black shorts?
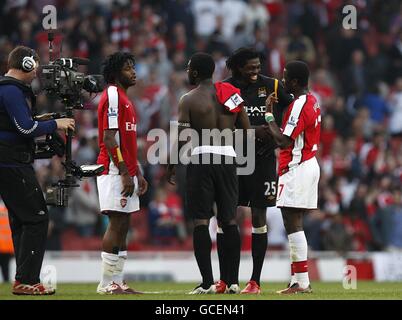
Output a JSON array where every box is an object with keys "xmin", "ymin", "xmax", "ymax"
[
  {"xmin": 238, "ymin": 152, "xmax": 277, "ymax": 209},
  {"xmin": 186, "ymin": 155, "xmax": 238, "ymax": 225},
  {"xmin": 0, "ymin": 166, "xmax": 48, "ymax": 224}
]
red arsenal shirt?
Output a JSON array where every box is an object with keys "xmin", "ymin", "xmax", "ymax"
[
  {"xmin": 97, "ymin": 85, "xmax": 138, "ymax": 176},
  {"xmin": 278, "ymin": 93, "xmax": 321, "ymax": 175}
]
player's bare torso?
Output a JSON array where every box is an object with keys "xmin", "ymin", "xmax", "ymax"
[{"xmin": 184, "ymin": 84, "xmax": 238, "ymax": 139}]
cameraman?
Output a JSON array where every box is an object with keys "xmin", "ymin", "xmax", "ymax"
[{"xmin": 0, "ymin": 46, "xmax": 74, "ymax": 295}]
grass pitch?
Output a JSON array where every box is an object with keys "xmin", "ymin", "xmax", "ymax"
[{"xmin": 0, "ymin": 281, "xmax": 401, "ymax": 300}]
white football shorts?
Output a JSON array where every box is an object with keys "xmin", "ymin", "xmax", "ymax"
[
  {"xmin": 276, "ymin": 157, "xmax": 320, "ymax": 209},
  {"xmin": 97, "ymin": 174, "xmax": 140, "ymax": 213}
]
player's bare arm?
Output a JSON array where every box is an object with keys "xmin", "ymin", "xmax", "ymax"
[
  {"xmin": 235, "ymin": 107, "xmax": 251, "ymax": 130},
  {"xmin": 177, "ymin": 93, "xmax": 191, "ymax": 139},
  {"xmin": 167, "ymin": 93, "xmax": 191, "ymax": 184},
  {"xmin": 264, "ymin": 93, "xmax": 293, "ymax": 149},
  {"xmin": 103, "ymin": 129, "xmax": 134, "ymax": 197},
  {"xmin": 234, "ymin": 105, "xmax": 253, "ymax": 144}
]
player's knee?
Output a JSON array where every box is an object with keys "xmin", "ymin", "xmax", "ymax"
[
  {"xmin": 109, "ymin": 215, "xmax": 128, "ymax": 233},
  {"xmin": 282, "ymin": 214, "xmax": 303, "ymax": 234},
  {"xmin": 250, "ymin": 207, "xmax": 267, "ymax": 227},
  {"xmin": 220, "ymin": 219, "xmax": 237, "ymax": 231},
  {"xmin": 252, "ymin": 214, "xmax": 266, "ymax": 228},
  {"xmin": 281, "ymin": 212, "xmax": 292, "ymax": 233},
  {"xmin": 284, "ymin": 224, "xmax": 303, "ymax": 235}
]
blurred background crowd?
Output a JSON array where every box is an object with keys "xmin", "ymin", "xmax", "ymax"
[{"xmin": 0, "ymin": 0, "xmax": 402, "ymax": 255}]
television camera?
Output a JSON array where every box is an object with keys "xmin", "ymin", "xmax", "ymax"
[{"xmin": 38, "ymin": 32, "xmax": 105, "ymax": 206}]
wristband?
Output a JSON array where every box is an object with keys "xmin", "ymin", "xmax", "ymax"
[
  {"xmin": 109, "ymin": 146, "xmax": 124, "ymax": 166},
  {"xmin": 265, "ymin": 112, "xmax": 275, "ymax": 123}
]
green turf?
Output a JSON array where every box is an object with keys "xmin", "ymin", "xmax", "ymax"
[{"xmin": 0, "ymin": 281, "xmax": 401, "ymax": 300}]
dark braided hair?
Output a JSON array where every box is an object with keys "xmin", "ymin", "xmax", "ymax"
[
  {"xmin": 226, "ymin": 47, "xmax": 264, "ymax": 76},
  {"xmin": 102, "ymin": 52, "xmax": 135, "ymax": 84}
]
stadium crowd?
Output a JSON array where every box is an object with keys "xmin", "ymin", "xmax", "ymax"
[{"xmin": 0, "ymin": 0, "xmax": 402, "ymax": 254}]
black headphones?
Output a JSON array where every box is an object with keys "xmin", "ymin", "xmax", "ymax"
[{"xmin": 21, "ymin": 51, "xmax": 36, "ymax": 72}]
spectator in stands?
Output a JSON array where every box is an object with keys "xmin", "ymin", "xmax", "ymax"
[
  {"xmin": 0, "ymin": 200, "xmax": 13, "ymax": 282},
  {"xmin": 311, "ymin": 68, "xmax": 336, "ymax": 111},
  {"xmin": 348, "ymin": 184, "xmax": 370, "ymax": 222},
  {"xmin": 388, "ymin": 77, "xmax": 402, "ymax": 136},
  {"xmin": 66, "ymin": 179, "xmax": 100, "ymax": 237},
  {"xmin": 286, "ymin": 24, "xmax": 316, "ymax": 64},
  {"xmin": 320, "ymin": 114, "xmax": 338, "ymax": 158},
  {"xmin": 244, "ymin": 0, "xmax": 270, "ymax": 37},
  {"xmin": 387, "ymin": 30, "xmax": 402, "ymax": 84},
  {"xmin": 344, "ymin": 184, "xmax": 373, "ymax": 251},
  {"xmin": 361, "ymin": 83, "xmax": 390, "ymax": 124},
  {"xmin": 327, "ymin": 97, "xmax": 352, "ymax": 138},
  {"xmin": 192, "ymin": 0, "xmax": 221, "ymax": 39},
  {"xmin": 370, "ymin": 197, "xmax": 394, "ymax": 251},
  {"xmin": 164, "ymin": 0, "xmax": 195, "ymax": 43},
  {"xmin": 148, "ymin": 183, "xmax": 186, "ymax": 245},
  {"xmin": 387, "ymin": 189, "xmax": 402, "ymax": 249},
  {"xmin": 321, "ymin": 213, "xmax": 353, "ymax": 254},
  {"xmin": 303, "ymin": 210, "xmax": 325, "ymax": 251},
  {"xmin": 342, "ymin": 50, "xmax": 367, "ymax": 102}
]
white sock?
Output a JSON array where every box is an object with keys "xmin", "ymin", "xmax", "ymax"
[
  {"xmin": 113, "ymin": 251, "xmax": 127, "ymax": 285},
  {"xmin": 100, "ymin": 252, "xmax": 119, "ymax": 288},
  {"xmin": 288, "ymin": 231, "xmax": 309, "ymax": 289}
]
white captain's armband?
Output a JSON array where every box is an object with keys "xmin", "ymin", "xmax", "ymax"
[
  {"xmin": 224, "ymin": 93, "xmax": 244, "ymax": 113},
  {"xmin": 178, "ymin": 122, "xmax": 191, "ymax": 128},
  {"xmin": 107, "ymin": 86, "xmax": 119, "ymax": 129}
]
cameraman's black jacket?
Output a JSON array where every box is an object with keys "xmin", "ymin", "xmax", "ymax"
[
  {"xmin": 224, "ymin": 75, "xmax": 293, "ymax": 157},
  {"xmin": 0, "ymin": 76, "xmax": 56, "ymax": 166}
]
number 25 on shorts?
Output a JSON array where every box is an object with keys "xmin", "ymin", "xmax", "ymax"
[{"xmin": 264, "ymin": 181, "xmax": 277, "ymax": 196}]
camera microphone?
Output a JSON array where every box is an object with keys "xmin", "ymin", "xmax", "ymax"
[{"xmin": 55, "ymin": 57, "xmax": 90, "ymax": 68}]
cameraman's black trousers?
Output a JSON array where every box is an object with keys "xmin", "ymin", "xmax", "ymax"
[{"xmin": 0, "ymin": 166, "xmax": 49, "ymax": 285}]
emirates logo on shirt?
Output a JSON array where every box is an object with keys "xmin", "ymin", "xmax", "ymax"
[
  {"xmin": 120, "ymin": 198, "xmax": 127, "ymax": 208},
  {"xmin": 125, "ymin": 122, "xmax": 136, "ymax": 131}
]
